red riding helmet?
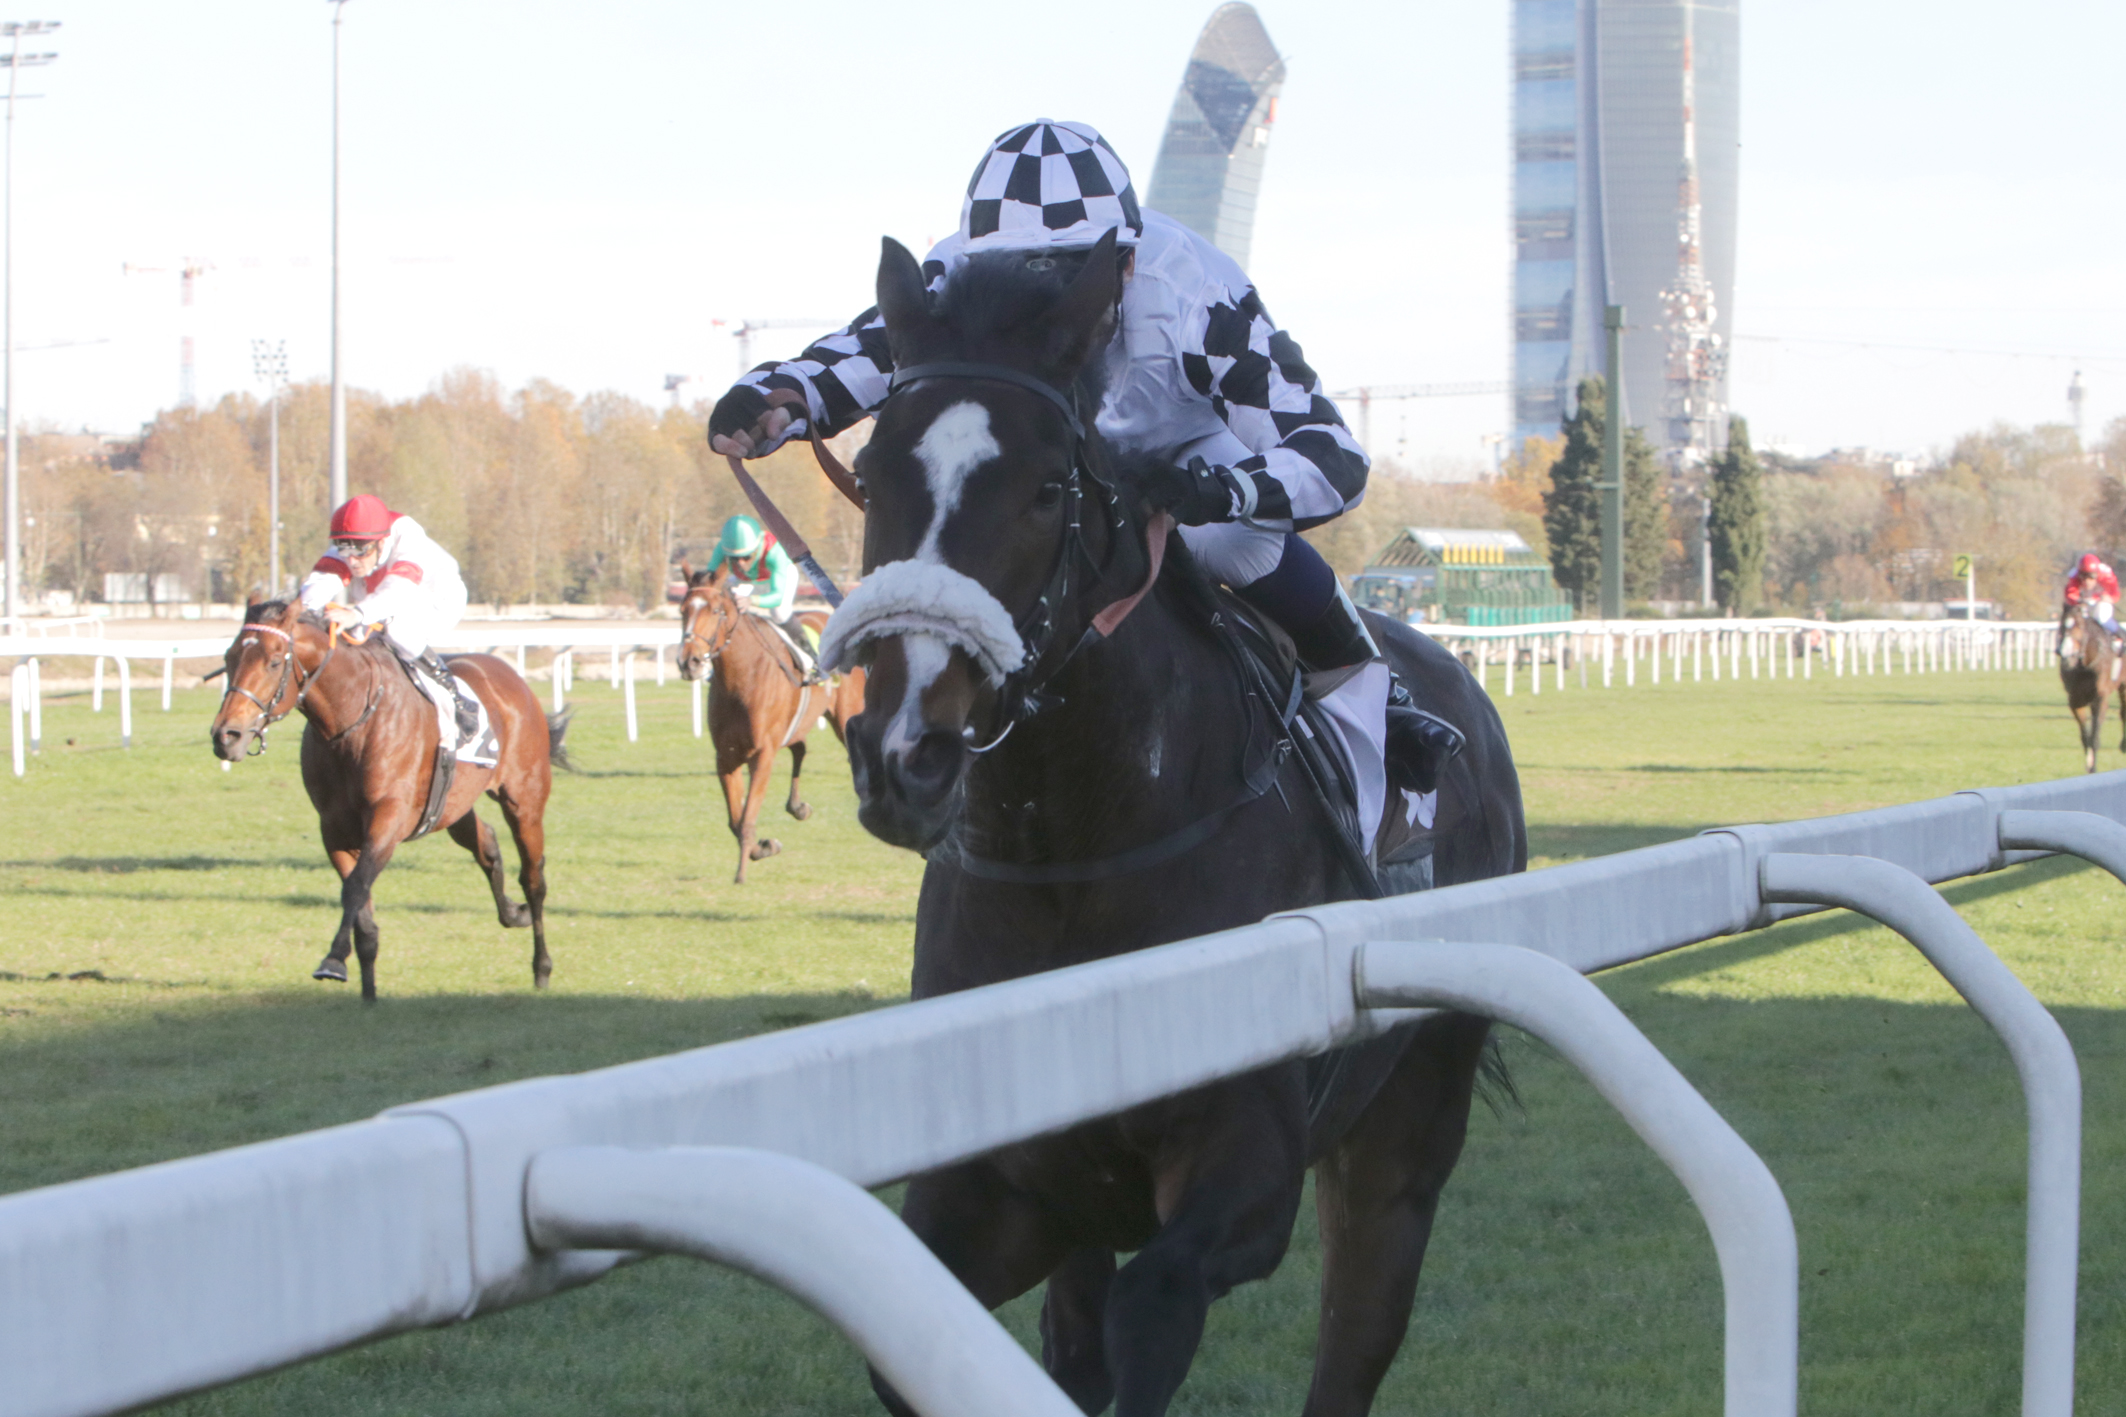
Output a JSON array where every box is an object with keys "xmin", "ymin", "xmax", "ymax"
[{"xmin": 328, "ymin": 494, "xmax": 396, "ymax": 541}]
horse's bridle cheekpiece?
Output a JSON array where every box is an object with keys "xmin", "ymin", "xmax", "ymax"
[{"xmin": 885, "ymin": 360, "xmax": 1129, "ymax": 745}]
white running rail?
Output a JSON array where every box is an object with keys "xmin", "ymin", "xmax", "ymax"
[{"xmin": 1, "ymin": 769, "xmax": 2118, "ymax": 1416}]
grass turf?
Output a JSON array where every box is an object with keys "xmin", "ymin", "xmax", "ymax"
[{"xmin": 0, "ymin": 660, "xmax": 2118, "ymax": 1414}]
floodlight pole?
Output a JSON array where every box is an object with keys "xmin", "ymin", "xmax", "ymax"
[
  {"xmin": 252, "ymin": 340, "xmax": 287, "ymax": 594},
  {"xmin": 0, "ymin": 20, "xmax": 55, "ymax": 624},
  {"xmin": 326, "ymin": 0, "xmax": 348, "ymax": 509},
  {"xmin": 1599, "ymin": 305, "xmax": 1624, "ymax": 620}
]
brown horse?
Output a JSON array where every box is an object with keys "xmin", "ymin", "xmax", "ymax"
[
  {"xmin": 208, "ymin": 598, "xmax": 568, "ymax": 1000},
  {"xmin": 2058, "ymin": 600, "xmax": 2126, "ymax": 772},
  {"xmin": 676, "ymin": 567, "xmax": 864, "ymax": 882}
]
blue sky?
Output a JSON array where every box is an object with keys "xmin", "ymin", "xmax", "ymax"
[{"xmin": 7, "ymin": 0, "xmax": 2121, "ymax": 467}]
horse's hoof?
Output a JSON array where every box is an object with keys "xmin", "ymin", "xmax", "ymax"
[
  {"xmin": 750, "ymin": 839, "xmax": 782, "ymax": 861},
  {"xmin": 501, "ymin": 904, "xmax": 532, "ymax": 929},
  {"xmin": 788, "ymin": 802, "xmax": 812, "ymax": 821},
  {"xmin": 533, "ymin": 971, "xmax": 551, "ymax": 990},
  {"xmin": 312, "ymin": 958, "xmax": 348, "ymax": 983}
]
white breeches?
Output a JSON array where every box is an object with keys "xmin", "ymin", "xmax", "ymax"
[
  {"xmin": 376, "ymin": 584, "xmax": 468, "ymax": 659},
  {"xmin": 1177, "ymin": 520, "xmax": 1287, "ymax": 588}
]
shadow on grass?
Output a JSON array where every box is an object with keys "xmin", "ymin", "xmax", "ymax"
[
  {"xmin": 1528, "ymin": 821, "xmax": 1711, "ymax": 860},
  {"xmin": 1625, "ymin": 763, "xmax": 1858, "ymax": 776},
  {"xmin": 0, "ymin": 986, "xmax": 896, "ymax": 1197},
  {"xmin": 0, "ymin": 855, "xmax": 322, "ymax": 874}
]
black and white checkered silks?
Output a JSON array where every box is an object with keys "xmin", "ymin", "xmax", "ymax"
[
  {"xmin": 725, "ymin": 122, "xmax": 1365, "ymax": 538},
  {"xmin": 960, "ymin": 120, "xmax": 1143, "ymax": 250}
]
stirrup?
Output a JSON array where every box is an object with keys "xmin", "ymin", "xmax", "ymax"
[{"xmin": 1384, "ymin": 674, "xmax": 1465, "ymax": 795}]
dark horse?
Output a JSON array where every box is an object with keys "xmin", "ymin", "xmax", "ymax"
[
  {"xmin": 209, "ymin": 598, "xmax": 569, "ymax": 999},
  {"xmin": 2058, "ymin": 600, "xmax": 2125, "ymax": 773},
  {"xmin": 676, "ymin": 566, "xmax": 865, "ymax": 882},
  {"xmin": 824, "ymin": 230, "xmax": 1524, "ymax": 1416}
]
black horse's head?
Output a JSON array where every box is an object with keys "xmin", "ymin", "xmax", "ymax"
[{"xmin": 826, "ymin": 229, "xmax": 1156, "ymax": 850}]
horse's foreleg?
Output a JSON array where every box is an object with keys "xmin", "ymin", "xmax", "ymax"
[
  {"xmin": 338, "ymin": 836, "xmax": 398, "ymax": 1002},
  {"xmin": 869, "ymin": 1162, "xmax": 1077, "ymax": 1417},
  {"xmin": 737, "ymin": 748, "xmax": 780, "ymax": 879},
  {"xmin": 1104, "ymin": 1090, "xmax": 1306, "ymax": 1417},
  {"xmin": 449, "ymin": 811, "xmax": 529, "ymax": 929},
  {"xmin": 314, "ymin": 846, "xmax": 360, "ymax": 985},
  {"xmin": 785, "ymin": 735, "xmax": 811, "ymax": 821},
  {"xmin": 496, "ymin": 796, "xmax": 551, "ymax": 989},
  {"xmin": 1041, "ymin": 1246, "xmax": 1118, "ymax": 1414},
  {"xmin": 1301, "ymin": 1014, "xmax": 1489, "ymax": 1417},
  {"xmin": 717, "ymin": 759, "xmax": 753, "ymax": 885}
]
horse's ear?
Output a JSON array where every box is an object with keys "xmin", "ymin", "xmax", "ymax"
[
  {"xmin": 876, "ymin": 236, "xmax": 937, "ymax": 360},
  {"xmin": 1033, "ymin": 227, "xmax": 1122, "ymax": 382},
  {"xmin": 679, "ymin": 559, "xmax": 693, "ymax": 583}
]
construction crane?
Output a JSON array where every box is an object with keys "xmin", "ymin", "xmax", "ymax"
[
  {"xmin": 121, "ymin": 258, "xmax": 213, "ymax": 408},
  {"xmin": 710, "ymin": 317, "xmax": 842, "ymax": 376},
  {"xmin": 1329, "ymin": 381, "xmax": 1512, "ymax": 452}
]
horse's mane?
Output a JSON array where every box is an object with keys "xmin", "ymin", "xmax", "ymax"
[{"xmin": 244, "ymin": 598, "xmax": 340, "ymax": 637}]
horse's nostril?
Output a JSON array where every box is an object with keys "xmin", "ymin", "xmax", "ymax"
[{"xmin": 897, "ymin": 729, "xmax": 966, "ymax": 801}]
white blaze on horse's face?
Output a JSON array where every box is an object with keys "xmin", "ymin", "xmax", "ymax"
[
  {"xmin": 913, "ymin": 401, "xmax": 1000, "ymax": 563},
  {"xmin": 882, "ymin": 632, "xmax": 953, "ymax": 761}
]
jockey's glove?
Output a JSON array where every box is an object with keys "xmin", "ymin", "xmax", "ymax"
[
  {"xmin": 1143, "ymin": 457, "xmax": 1246, "ymax": 526},
  {"xmin": 708, "ymin": 385, "xmax": 804, "ymax": 453}
]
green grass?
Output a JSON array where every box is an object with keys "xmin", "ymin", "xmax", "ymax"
[{"xmin": 2, "ymin": 663, "xmax": 2120, "ymax": 1414}]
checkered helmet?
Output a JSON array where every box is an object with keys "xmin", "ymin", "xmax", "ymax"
[{"xmin": 960, "ymin": 120, "xmax": 1143, "ymax": 252}]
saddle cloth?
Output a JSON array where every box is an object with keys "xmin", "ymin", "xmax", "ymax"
[{"xmin": 409, "ymin": 662, "xmax": 499, "ymax": 767}]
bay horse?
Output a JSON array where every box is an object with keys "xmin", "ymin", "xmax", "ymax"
[
  {"xmin": 2058, "ymin": 600, "xmax": 2125, "ymax": 772},
  {"xmin": 825, "ymin": 229, "xmax": 1524, "ymax": 1417},
  {"xmin": 676, "ymin": 567, "xmax": 864, "ymax": 883},
  {"xmin": 209, "ymin": 598, "xmax": 568, "ymax": 1000}
]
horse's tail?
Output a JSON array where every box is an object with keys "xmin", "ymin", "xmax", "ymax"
[{"xmin": 546, "ymin": 705, "xmax": 579, "ymax": 773}]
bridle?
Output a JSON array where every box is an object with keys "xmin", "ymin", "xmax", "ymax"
[
  {"xmin": 681, "ymin": 587, "xmax": 743, "ymax": 667},
  {"xmin": 883, "ymin": 360, "xmax": 1133, "ymax": 746},
  {"xmin": 217, "ymin": 617, "xmax": 367, "ymax": 754}
]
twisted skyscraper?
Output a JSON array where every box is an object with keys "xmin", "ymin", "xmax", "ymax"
[{"xmin": 1512, "ymin": 0, "xmax": 1738, "ymax": 464}]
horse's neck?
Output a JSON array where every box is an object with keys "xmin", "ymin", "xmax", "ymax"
[
  {"xmin": 299, "ymin": 647, "xmax": 395, "ymax": 741},
  {"xmin": 961, "ymin": 577, "xmax": 1240, "ymax": 860}
]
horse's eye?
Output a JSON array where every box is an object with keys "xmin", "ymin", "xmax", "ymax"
[{"xmin": 1034, "ymin": 480, "xmax": 1065, "ymax": 510}]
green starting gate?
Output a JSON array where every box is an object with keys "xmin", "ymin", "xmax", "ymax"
[{"xmin": 1349, "ymin": 527, "xmax": 1573, "ymax": 626}]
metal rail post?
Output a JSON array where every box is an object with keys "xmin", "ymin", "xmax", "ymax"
[
  {"xmin": 1359, "ymin": 941, "xmax": 1797, "ymax": 1417},
  {"xmin": 691, "ymin": 674, "xmax": 703, "ymax": 738},
  {"xmin": 623, "ymin": 652, "xmax": 638, "ymax": 744},
  {"xmin": 1997, "ymin": 809, "xmax": 2126, "ymax": 888},
  {"xmin": 526, "ymin": 1146, "xmax": 1082, "ymax": 1417},
  {"xmin": 1757, "ymin": 853, "xmax": 2079, "ymax": 1417},
  {"xmin": 161, "ymin": 651, "xmax": 173, "ymax": 711},
  {"xmin": 115, "ymin": 655, "xmax": 131, "ymax": 747},
  {"xmin": 9, "ymin": 661, "xmax": 22, "ymax": 775}
]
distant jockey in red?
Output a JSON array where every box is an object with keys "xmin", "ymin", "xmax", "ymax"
[
  {"xmin": 2063, "ymin": 552, "xmax": 2122, "ymax": 653},
  {"xmin": 299, "ymin": 494, "xmax": 478, "ymax": 739}
]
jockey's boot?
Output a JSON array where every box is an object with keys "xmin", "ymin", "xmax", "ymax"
[
  {"xmin": 1286, "ymin": 584, "xmax": 1465, "ymax": 796},
  {"xmin": 416, "ymin": 648, "xmax": 480, "ymax": 745},
  {"xmin": 788, "ymin": 620, "xmax": 827, "ymax": 685}
]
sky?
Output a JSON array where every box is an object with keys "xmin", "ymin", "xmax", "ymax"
[{"xmin": 5, "ymin": 0, "xmax": 2122, "ymax": 472}]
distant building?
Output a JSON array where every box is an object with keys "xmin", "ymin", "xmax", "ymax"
[
  {"xmin": 1511, "ymin": 0, "xmax": 1739, "ymax": 465},
  {"xmin": 1146, "ymin": 3, "xmax": 1285, "ymax": 270}
]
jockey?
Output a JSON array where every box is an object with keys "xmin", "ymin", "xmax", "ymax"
[
  {"xmin": 298, "ymin": 494, "xmax": 478, "ymax": 741},
  {"xmin": 708, "ymin": 119, "xmax": 1458, "ymax": 852},
  {"xmin": 704, "ymin": 513, "xmax": 822, "ymax": 681},
  {"xmin": 2063, "ymin": 552, "xmax": 2122, "ymax": 652}
]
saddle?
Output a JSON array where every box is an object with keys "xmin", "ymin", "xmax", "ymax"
[
  {"xmin": 1213, "ymin": 592, "xmax": 1443, "ymax": 896},
  {"xmin": 396, "ymin": 652, "xmax": 499, "ymax": 840}
]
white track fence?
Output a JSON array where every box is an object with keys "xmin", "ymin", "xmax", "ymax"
[
  {"xmin": 1431, "ymin": 617, "xmax": 2054, "ymax": 696},
  {"xmin": 3, "ymin": 615, "xmax": 2061, "ymax": 773},
  {"xmin": 4, "ymin": 770, "xmax": 2121, "ymax": 1417}
]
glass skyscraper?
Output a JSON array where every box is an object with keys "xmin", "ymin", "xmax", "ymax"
[
  {"xmin": 1146, "ymin": 3, "xmax": 1286, "ymax": 271},
  {"xmin": 1512, "ymin": 0, "xmax": 1738, "ymax": 457}
]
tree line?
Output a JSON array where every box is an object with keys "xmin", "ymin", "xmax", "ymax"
[
  {"xmin": 13, "ymin": 371, "xmax": 864, "ymax": 611},
  {"xmin": 12, "ymin": 364, "xmax": 2121, "ymax": 623},
  {"xmin": 1305, "ymin": 378, "xmax": 2125, "ymax": 622}
]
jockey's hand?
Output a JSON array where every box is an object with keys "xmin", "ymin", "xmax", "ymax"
[
  {"xmin": 1142, "ymin": 457, "xmax": 1242, "ymax": 526},
  {"xmin": 323, "ymin": 604, "xmax": 367, "ymax": 638},
  {"xmin": 708, "ymin": 385, "xmax": 804, "ymax": 458}
]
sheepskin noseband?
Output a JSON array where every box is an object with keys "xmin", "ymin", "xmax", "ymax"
[{"xmin": 818, "ymin": 559, "xmax": 1026, "ymax": 686}]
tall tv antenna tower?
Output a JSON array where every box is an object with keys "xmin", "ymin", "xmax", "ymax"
[{"xmin": 1658, "ymin": 6, "xmax": 1726, "ymax": 471}]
